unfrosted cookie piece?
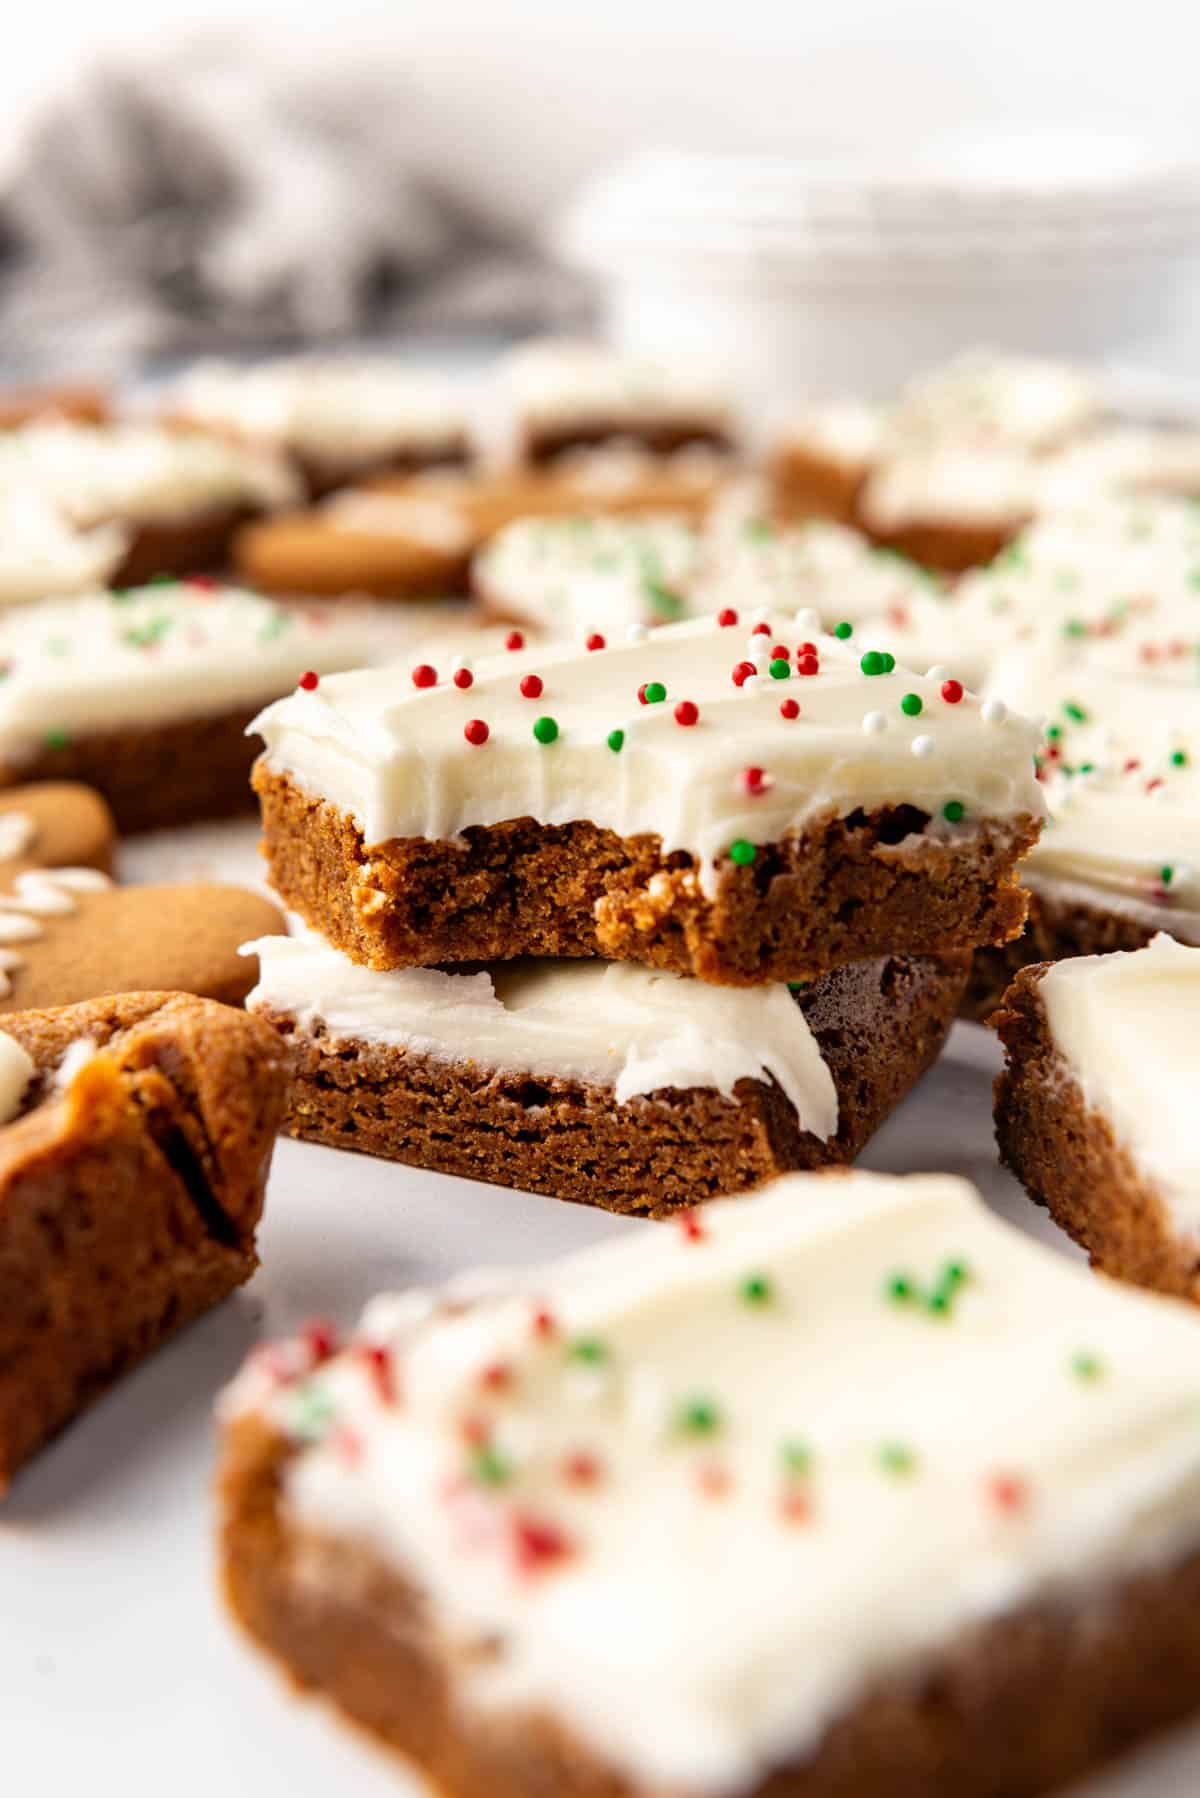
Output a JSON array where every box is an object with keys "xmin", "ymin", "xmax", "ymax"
[
  {"xmin": 234, "ymin": 490, "xmax": 474, "ymax": 600},
  {"xmin": 167, "ymin": 357, "xmax": 469, "ymax": 498},
  {"xmin": 251, "ymin": 615, "xmax": 1045, "ymax": 985},
  {"xmin": 0, "ymin": 990, "xmax": 287, "ymax": 1491},
  {"xmin": 995, "ymin": 936, "xmax": 1200, "ymax": 1302},
  {"xmin": 0, "ymin": 781, "xmax": 115, "ymax": 877},
  {"xmin": 0, "ymin": 874, "xmax": 284, "ymax": 1012},
  {"xmin": 246, "ymin": 933, "xmax": 967, "ymax": 1207},
  {"xmin": 219, "ymin": 1167, "xmax": 1200, "ymax": 1798}
]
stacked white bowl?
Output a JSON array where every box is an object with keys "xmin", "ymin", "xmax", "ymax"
[{"xmin": 555, "ymin": 133, "xmax": 1200, "ymax": 419}]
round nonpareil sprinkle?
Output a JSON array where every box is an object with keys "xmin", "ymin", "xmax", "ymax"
[
  {"xmin": 586, "ymin": 632, "xmax": 606, "ymax": 652},
  {"xmin": 674, "ymin": 700, "xmax": 699, "ymax": 726},
  {"xmin": 532, "ymin": 715, "xmax": 559, "ymax": 744},
  {"xmin": 677, "ymin": 1397, "xmax": 722, "ymax": 1436},
  {"xmin": 911, "ymin": 734, "xmax": 936, "ymax": 758},
  {"xmin": 568, "ymin": 1337, "xmax": 609, "ymax": 1365},
  {"xmin": 833, "ymin": 620, "xmax": 853, "ymax": 640},
  {"xmin": 860, "ymin": 650, "xmax": 888, "ymax": 677},
  {"xmin": 453, "ymin": 666, "xmax": 475, "ymax": 690},
  {"xmin": 796, "ymin": 653, "xmax": 819, "ymax": 676},
  {"xmin": 942, "ymin": 799, "xmax": 965, "ymax": 822},
  {"xmin": 940, "ymin": 679, "xmax": 964, "ymax": 705},
  {"xmin": 607, "ymin": 728, "xmax": 625, "ymax": 752},
  {"xmin": 297, "ymin": 669, "xmax": 319, "ymax": 691},
  {"xmin": 768, "ymin": 657, "xmax": 791, "ymax": 681},
  {"xmin": 900, "ymin": 692, "xmax": 923, "ymax": 718},
  {"xmin": 731, "ymin": 659, "xmax": 757, "ymax": 687},
  {"xmin": 729, "ymin": 838, "xmax": 756, "ymax": 866},
  {"xmin": 411, "ymin": 663, "xmax": 437, "ymax": 689},
  {"xmin": 641, "ymin": 680, "xmax": 667, "ymax": 705},
  {"xmin": 1071, "ymin": 1350, "xmax": 1105, "ymax": 1382},
  {"xmin": 739, "ymin": 1273, "xmax": 773, "ymax": 1305},
  {"xmin": 878, "ymin": 1442, "xmax": 917, "ymax": 1476},
  {"xmin": 742, "ymin": 766, "xmax": 771, "ymax": 796},
  {"xmin": 520, "ymin": 673, "xmax": 544, "ymax": 700},
  {"xmin": 862, "ymin": 711, "xmax": 887, "ymax": 735},
  {"xmin": 780, "ymin": 697, "xmax": 800, "ymax": 719},
  {"xmin": 505, "ymin": 630, "xmax": 525, "ymax": 651},
  {"xmin": 464, "ymin": 718, "xmax": 489, "ymax": 746},
  {"xmin": 982, "ymin": 699, "xmax": 1008, "ymax": 725},
  {"xmin": 717, "ymin": 607, "xmax": 738, "ymax": 627}
]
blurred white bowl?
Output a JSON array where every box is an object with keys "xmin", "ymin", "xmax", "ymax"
[{"xmin": 556, "ymin": 136, "xmax": 1200, "ymax": 420}]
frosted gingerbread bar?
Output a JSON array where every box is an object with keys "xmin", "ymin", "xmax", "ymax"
[
  {"xmin": 0, "ymin": 991, "xmax": 287, "ymax": 1491},
  {"xmin": 250, "ymin": 614, "xmax": 1044, "ymax": 986},
  {"xmin": 219, "ymin": 1168, "xmax": 1200, "ymax": 1798},
  {"xmin": 995, "ymin": 935, "xmax": 1200, "ymax": 1304},
  {"xmin": 245, "ymin": 931, "xmax": 968, "ymax": 1209},
  {"xmin": 0, "ymin": 582, "xmax": 372, "ymax": 833}
]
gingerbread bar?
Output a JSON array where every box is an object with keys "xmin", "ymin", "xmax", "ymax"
[
  {"xmin": 244, "ymin": 931, "xmax": 967, "ymax": 1208},
  {"xmin": 219, "ymin": 1167, "xmax": 1200, "ymax": 1798},
  {"xmin": 0, "ymin": 990, "xmax": 287, "ymax": 1490},
  {"xmin": 234, "ymin": 489, "xmax": 474, "ymax": 600},
  {"xmin": 166, "ymin": 356, "xmax": 469, "ymax": 498},
  {"xmin": 767, "ymin": 400, "xmax": 884, "ymax": 524},
  {"xmin": 0, "ymin": 419, "xmax": 298, "ymax": 584},
  {"xmin": 995, "ymin": 935, "xmax": 1200, "ymax": 1302},
  {"xmin": 0, "ymin": 582, "xmax": 373, "ymax": 832},
  {"xmin": 497, "ymin": 337, "xmax": 737, "ymax": 463},
  {"xmin": 0, "ymin": 380, "xmax": 109, "ymax": 428},
  {"xmin": 251, "ymin": 616, "xmax": 1044, "ymax": 985}
]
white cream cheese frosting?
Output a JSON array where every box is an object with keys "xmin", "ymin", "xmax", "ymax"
[
  {"xmin": 170, "ymin": 357, "xmax": 466, "ymax": 465},
  {"xmin": 250, "ymin": 614, "xmax": 1044, "ymax": 895},
  {"xmin": 226, "ymin": 1169, "xmax": 1200, "ymax": 1795},
  {"xmin": 243, "ymin": 931, "xmax": 837, "ymax": 1128},
  {"xmin": 890, "ymin": 351, "xmax": 1100, "ymax": 453},
  {"xmin": 0, "ymin": 583, "xmax": 374, "ymax": 757},
  {"xmin": 500, "ymin": 338, "xmax": 733, "ymax": 432},
  {"xmin": 858, "ymin": 447, "xmax": 1040, "ymax": 532},
  {"xmin": 0, "ymin": 488, "xmax": 128, "ymax": 605},
  {"xmin": 0, "ymin": 1031, "xmax": 34, "ymax": 1123},
  {"xmin": 1039, "ymin": 936, "xmax": 1200, "ymax": 1232},
  {"xmin": 320, "ymin": 489, "xmax": 474, "ymax": 552},
  {"xmin": 777, "ymin": 400, "xmax": 885, "ymax": 467},
  {"xmin": 0, "ymin": 421, "xmax": 297, "ymax": 525}
]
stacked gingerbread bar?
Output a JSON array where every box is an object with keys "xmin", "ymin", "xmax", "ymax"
[{"xmin": 245, "ymin": 607, "xmax": 1044, "ymax": 1213}]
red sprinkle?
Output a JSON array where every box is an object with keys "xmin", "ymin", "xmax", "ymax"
[
  {"xmin": 464, "ymin": 718, "xmax": 489, "ymax": 746},
  {"xmin": 780, "ymin": 1488, "xmax": 813, "ymax": 1526},
  {"xmin": 355, "ymin": 1342, "xmax": 397, "ymax": 1406},
  {"xmin": 731, "ymin": 660, "xmax": 757, "ymax": 687},
  {"xmin": 479, "ymin": 1362, "xmax": 513, "ymax": 1394},
  {"xmin": 513, "ymin": 1514, "xmax": 573, "ymax": 1574},
  {"xmin": 1146, "ymin": 776, "xmax": 1165, "ymax": 793},
  {"xmin": 697, "ymin": 1464, "xmax": 732, "ymax": 1500},
  {"xmin": 459, "ymin": 1414, "xmax": 490, "ymax": 1447},
  {"xmin": 453, "ymin": 666, "xmax": 474, "ymax": 690},
  {"xmin": 796, "ymin": 653, "xmax": 820, "ymax": 677},
  {"xmin": 301, "ymin": 1318, "xmax": 338, "ymax": 1365},
  {"xmin": 717, "ymin": 607, "xmax": 738, "ymax": 627},
  {"xmin": 678, "ymin": 1210, "xmax": 707, "ymax": 1243},
  {"xmin": 742, "ymin": 766, "xmax": 769, "ymax": 796},
  {"xmin": 885, "ymin": 604, "xmax": 909, "ymax": 630},
  {"xmin": 751, "ymin": 620, "xmax": 772, "ymax": 637},
  {"xmin": 940, "ymin": 679, "xmax": 964, "ymax": 705},
  {"xmin": 332, "ymin": 1426, "xmax": 363, "ymax": 1464},
  {"xmin": 531, "ymin": 1306, "xmax": 558, "ymax": 1341},
  {"xmin": 770, "ymin": 643, "xmax": 790, "ymax": 662},
  {"xmin": 411, "ymin": 663, "xmax": 438, "ymax": 689},
  {"xmin": 297, "ymin": 669, "xmax": 319, "ymax": 691},
  {"xmin": 562, "ymin": 1451, "xmax": 603, "ymax": 1487},
  {"xmin": 987, "ymin": 1472, "xmax": 1030, "ymax": 1515},
  {"xmin": 520, "ymin": 673, "xmax": 544, "ymax": 700},
  {"xmin": 797, "ymin": 641, "xmax": 817, "ymax": 656},
  {"xmin": 674, "ymin": 700, "xmax": 699, "ymax": 727},
  {"xmin": 1124, "ymin": 758, "xmax": 1142, "ymax": 772},
  {"xmin": 186, "ymin": 573, "xmax": 218, "ymax": 591},
  {"xmin": 505, "ymin": 630, "xmax": 525, "ymax": 652},
  {"xmin": 586, "ymin": 632, "xmax": 606, "ymax": 652},
  {"xmin": 780, "ymin": 697, "xmax": 800, "ymax": 720}
]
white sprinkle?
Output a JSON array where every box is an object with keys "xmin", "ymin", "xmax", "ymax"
[
  {"xmin": 926, "ymin": 664, "xmax": 950, "ymax": 681},
  {"xmin": 862, "ymin": 711, "xmax": 888, "ymax": 735},
  {"xmin": 911, "ymin": 734, "xmax": 936, "ymax": 758},
  {"xmin": 795, "ymin": 608, "xmax": 821, "ymax": 635},
  {"xmin": 741, "ymin": 672, "xmax": 761, "ymax": 695},
  {"xmin": 626, "ymin": 623, "xmax": 648, "ymax": 644},
  {"xmin": 748, "ymin": 638, "xmax": 770, "ymax": 665},
  {"xmin": 982, "ymin": 699, "xmax": 1008, "ymax": 725}
]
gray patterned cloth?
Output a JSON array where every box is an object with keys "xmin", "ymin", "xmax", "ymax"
[{"xmin": 0, "ymin": 39, "xmax": 587, "ymax": 371}]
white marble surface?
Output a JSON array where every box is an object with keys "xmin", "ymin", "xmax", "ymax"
[{"xmin": 3, "ymin": 817, "xmax": 1200, "ymax": 1796}]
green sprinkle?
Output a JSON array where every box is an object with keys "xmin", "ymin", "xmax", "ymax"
[
  {"xmin": 880, "ymin": 651, "xmax": 896, "ymax": 672},
  {"xmin": 833, "ymin": 621, "xmax": 853, "ymax": 640},
  {"xmin": 289, "ymin": 1381, "xmax": 335, "ymax": 1442},
  {"xmin": 1161, "ymin": 865, "xmax": 1175, "ymax": 887},
  {"xmin": 739, "ymin": 1274, "xmax": 773, "ymax": 1306},
  {"xmin": 942, "ymin": 799, "xmax": 965, "ymax": 823},
  {"xmin": 786, "ymin": 980, "xmax": 806, "ymax": 994},
  {"xmin": 1071, "ymin": 1351, "xmax": 1104, "ymax": 1383},
  {"xmin": 885, "ymin": 1273, "xmax": 915, "ymax": 1304},
  {"xmin": 741, "ymin": 517, "xmax": 774, "ymax": 542},
  {"xmin": 1063, "ymin": 701, "xmax": 1088, "ymax": 723},
  {"xmin": 1063, "ymin": 618, "xmax": 1087, "ymax": 639},
  {"xmin": 470, "ymin": 1443, "xmax": 512, "ymax": 1486},
  {"xmin": 780, "ymin": 1440, "xmax": 812, "ymax": 1476},
  {"xmin": 121, "ymin": 614, "xmax": 172, "ymax": 650},
  {"xmin": 860, "ymin": 650, "xmax": 888, "ymax": 677},
  {"xmin": 677, "ymin": 1397, "xmax": 722, "ymax": 1436},
  {"xmin": 258, "ymin": 608, "xmax": 291, "ymax": 642},
  {"xmin": 728, "ymin": 838, "xmax": 756, "ymax": 866},
  {"xmin": 607, "ymin": 728, "xmax": 625, "ymax": 753},
  {"xmin": 1189, "ymin": 570, "xmax": 1200, "ymax": 591},
  {"xmin": 568, "ymin": 1337, "xmax": 608, "ymax": 1365},
  {"xmin": 43, "ymin": 727, "xmax": 69, "ymax": 752},
  {"xmin": 1078, "ymin": 761, "xmax": 1094, "ymax": 774},
  {"xmin": 642, "ymin": 680, "xmax": 667, "ymax": 705},
  {"xmin": 878, "ymin": 1442, "xmax": 917, "ymax": 1476},
  {"xmin": 1046, "ymin": 724, "xmax": 1062, "ymax": 741},
  {"xmin": 1172, "ymin": 749, "xmax": 1189, "ymax": 767},
  {"xmin": 147, "ymin": 572, "xmax": 177, "ymax": 586},
  {"xmin": 768, "ymin": 657, "xmax": 791, "ymax": 681},
  {"xmin": 899, "ymin": 693, "xmax": 923, "ymax": 717},
  {"xmin": 532, "ymin": 715, "xmax": 559, "ymax": 744}
]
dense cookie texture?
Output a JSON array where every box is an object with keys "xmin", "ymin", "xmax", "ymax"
[
  {"xmin": 0, "ymin": 875, "xmax": 284, "ymax": 1012},
  {"xmin": 248, "ymin": 946, "xmax": 967, "ymax": 1209},
  {"xmin": 0, "ymin": 991, "xmax": 287, "ymax": 1489},
  {"xmin": 250, "ymin": 617, "xmax": 1044, "ymax": 984},
  {"xmin": 234, "ymin": 491, "xmax": 473, "ymax": 599},
  {"xmin": 0, "ymin": 781, "xmax": 115, "ymax": 878},
  {"xmin": 219, "ymin": 1171, "xmax": 1200, "ymax": 1798},
  {"xmin": 994, "ymin": 938, "xmax": 1200, "ymax": 1301}
]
